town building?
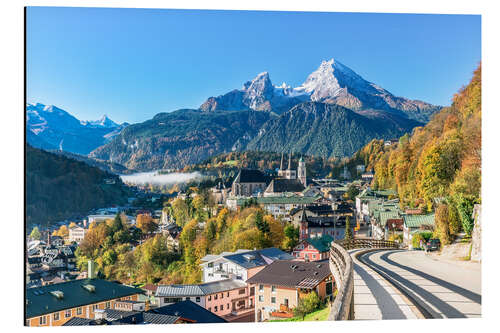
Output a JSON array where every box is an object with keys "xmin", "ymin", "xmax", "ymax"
[
  {"xmin": 292, "ymin": 235, "xmax": 334, "ymax": 261},
  {"xmin": 247, "ymin": 260, "xmax": 334, "ymax": 321},
  {"xmin": 25, "ymin": 279, "xmax": 143, "ymax": 326},
  {"xmin": 403, "ymin": 213, "xmax": 436, "ymax": 246},
  {"xmin": 68, "ymin": 225, "xmax": 87, "ymax": 243},
  {"xmin": 226, "ymin": 195, "xmax": 323, "ymax": 221},
  {"xmin": 294, "ymin": 211, "xmax": 353, "ymax": 241},
  {"xmin": 200, "ymin": 247, "xmax": 294, "ymax": 283},
  {"xmin": 155, "ymin": 279, "xmax": 253, "ymax": 322},
  {"xmin": 64, "ymin": 300, "xmax": 226, "ymax": 325}
]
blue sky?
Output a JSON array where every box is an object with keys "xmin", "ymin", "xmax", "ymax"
[{"xmin": 26, "ymin": 7, "xmax": 481, "ymax": 124}]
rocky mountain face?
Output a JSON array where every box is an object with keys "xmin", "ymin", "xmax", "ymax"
[
  {"xmin": 246, "ymin": 102, "xmax": 422, "ymax": 158},
  {"xmin": 26, "ymin": 103, "xmax": 128, "ymax": 155},
  {"xmin": 200, "ymin": 72, "xmax": 308, "ymax": 114},
  {"xmin": 90, "ymin": 109, "xmax": 274, "ymax": 171},
  {"xmin": 200, "ymin": 59, "xmax": 441, "ymax": 122}
]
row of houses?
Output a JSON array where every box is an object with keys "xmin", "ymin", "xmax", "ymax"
[{"xmin": 26, "ymin": 277, "xmax": 226, "ymax": 326}]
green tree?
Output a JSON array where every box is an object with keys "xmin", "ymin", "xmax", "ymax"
[
  {"xmin": 293, "ymin": 291, "xmax": 322, "ymax": 320},
  {"xmin": 346, "ymin": 184, "xmax": 360, "ymax": 201},
  {"xmin": 435, "ymin": 204, "xmax": 451, "ymax": 245},
  {"xmin": 30, "ymin": 226, "xmax": 41, "ymax": 240},
  {"xmin": 456, "ymin": 195, "xmax": 476, "ymax": 236},
  {"xmin": 344, "ymin": 216, "xmax": 353, "ymax": 241},
  {"xmin": 111, "ymin": 213, "xmax": 124, "ymax": 233},
  {"xmin": 283, "ymin": 224, "xmax": 299, "ymax": 250},
  {"xmin": 255, "ymin": 210, "xmax": 270, "ymax": 234}
]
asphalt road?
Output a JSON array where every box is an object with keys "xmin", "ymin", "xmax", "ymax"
[
  {"xmin": 352, "ymin": 249, "xmax": 419, "ymax": 320},
  {"xmin": 358, "ymin": 250, "xmax": 481, "ymax": 319}
]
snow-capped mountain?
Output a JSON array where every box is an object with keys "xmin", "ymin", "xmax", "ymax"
[
  {"xmin": 200, "ymin": 59, "xmax": 441, "ymax": 122},
  {"xmin": 26, "ymin": 103, "xmax": 128, "ymax": 155},
  {"xmin": 81, "ymin": 114, "xmax": 120, "ymax": 128}
]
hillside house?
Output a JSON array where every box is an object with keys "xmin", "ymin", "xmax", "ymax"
[
  {"xmin": 247, "ymin": 260, "xmax": 333, "ymax": 321},
  {"xmin": 292, "ymin": 235, "xmax": 334, "ymax": 261}
]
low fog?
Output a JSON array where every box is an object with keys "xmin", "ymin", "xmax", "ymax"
[{"xmin": 120, "ymin": 171, "xmax": 203, "ymax": 186}]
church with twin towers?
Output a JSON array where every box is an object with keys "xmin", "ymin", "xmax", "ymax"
[{"xmin": 277, "ymin": 152, "xmax": 307, "ymax": 187}]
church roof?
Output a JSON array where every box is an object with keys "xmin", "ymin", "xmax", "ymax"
[
  {"xmin": 265, "ymin": 178, "xmax": 305, "ymax": 193},
  {"xmin": 233, "ymin": 169, "xmax": 270, "ymax": 184}
]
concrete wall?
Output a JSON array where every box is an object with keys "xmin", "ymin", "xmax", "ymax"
[{"xmin": 471, "ymin": 204, "xmax": 481, "ymax": 262}]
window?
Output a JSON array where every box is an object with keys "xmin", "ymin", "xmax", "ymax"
[
  {"xmin": 227, "ymin": 292, "xmax": 230, "ymax": 297},
  {"xmin": 227, "ymin": 303, "xmax": 230, "ymax": 309},
  {"xmin": 214, "ymin": 294, "xmax": 218, "ymax": 300},
  {"xmin": 221, "ymin": 304, "xmax": 224, "ymax": 310},
  {"xmin": 186, "ymin": 297, "xmax": 190, "ymax": 301},
  {"xmin": 65, "ymin": 309, "xmax": 72, "ymax": 318},
  {"xmin": 53, "ymin": 312, "xmax": 59, "ymax": 321},
  {"xmin": 214, "ymin": 306, "xmax": 218, "ymax": 312},
  {"xmin": 258, "ymin": 296, "xmax": 264, "ymax": 302},
  {"xmin": 312, "ymin": 254, "xmax": 316, "ymax": 259},
  {"xmin": 40, "ymin": 316, "xmax": 47, "ymax": 325},
  {"xmin": 208, "ymin": 295, "xmax": 211, "ymax": 301},
  {"xmin": 239, "ymin": 288, "xmax": 245, "ymax": 295},
  {"xmin": 105, "ymin": 301, "xmax": 111, "ymax": 309},
  {"xmin": 221, "ymin": 293, "xmax": 224, "ymax": 299},
  {"xmin": 196, "ymin": 297, "xmax": 200, "ymax": 302},
  {"xmin": 208, "ymin": 262, "xmax": 213, "ymax": 268},
  {"xmin": 271, "ymin": 297, "xmax": 276, "ymax": 304},
  {"xmin": 259, "ymin": 284, "xmax": 264, "ymax": 292},
  {"xmin": 271, "ymin": 285, "xmax": 276, "ymax": 293},
  {"xmin": 76, "ymin": 307, "xmax": 82, "ymax": 315}
]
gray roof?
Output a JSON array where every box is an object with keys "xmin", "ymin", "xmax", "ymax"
[
  {"xmin": 149, "ymin": 300, "xmax": 226, "ymax": 323},
  {"xmin": 265, "ymin": 178, "xmax": 305, "ymax": 193},
  {"xmin": 26, "ymin": 279, "xmax": 143, "ymax": 318},
  {"xmin": 224, "ymin": 247, "xmax": 294, "ymax": 269},
  {"xmin": 233, "ymin": 169, "xmax": 270, "ymax": 184},
  {"xmin": 247, "ymin": 259, "xmax": 331, "ymax": 289},
  {"xmin": 156, "ymin": 279, "xmax": 247, "ymax": 297}
]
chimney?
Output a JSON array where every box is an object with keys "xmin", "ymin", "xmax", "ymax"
[
  {"xmin": 88, "ymin": 260, "xmax": 96, "ymax": 279},
  {"xmin": 94, "ymin": 309, "xmax": 106, "ymax": 320}
]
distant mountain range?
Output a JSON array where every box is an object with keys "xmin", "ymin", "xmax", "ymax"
[
  {"xmin": 26, "ymin": 103, "xmax": 128, "ymax": 155},
  {"xmin": 28, "ymin": 59, "xmax": 443, "ymax": 171},
  {"xmin": 201, "ymin": 59, "xmax": 441, "ymax": 122}
]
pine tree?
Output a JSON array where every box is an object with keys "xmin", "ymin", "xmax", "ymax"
[{"xmin": 344, "ymin": 216, "xmax": 353, "ymax": 241}]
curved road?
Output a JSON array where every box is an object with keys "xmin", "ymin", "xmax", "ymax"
[{"xmin": 355, "ymin": 250, "xmax": 481, "ymax": 319}]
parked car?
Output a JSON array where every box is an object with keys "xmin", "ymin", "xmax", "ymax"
[{"xmin": 425, "ymin": 238, "xmax": 441, "ymax": 252}]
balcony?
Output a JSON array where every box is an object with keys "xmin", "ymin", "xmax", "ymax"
[{"xmin": 269, "ymin": 304, "xmax": 293, "ymax": 318}]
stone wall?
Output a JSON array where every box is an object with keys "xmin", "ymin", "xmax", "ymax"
[{"xmin": 470, "ymin": 204, "xmax": 481, "ymax": 262}]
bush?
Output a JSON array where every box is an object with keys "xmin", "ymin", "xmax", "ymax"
[
  {"xmin": 294, "ymin": 291, "xmax": 322, "ymax": 320},
  {"xmin": 412, "ymin": 232, "xmax": 432, "ymax": 249},
  {"xmin": 388, "ymin": 234, "xmax": 403, "ymax": 243}
]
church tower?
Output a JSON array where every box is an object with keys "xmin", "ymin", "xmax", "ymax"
[
  {"xmin": 285, "ymin": 152, "xmax": 296, "ymax": 179},
  {"xmin": 298, "ymin": 156, "xmax": 306, "ymax": 186},
  {"xmin": 278, "ymin": 152, "xmax": 285, "ymax": 177}
]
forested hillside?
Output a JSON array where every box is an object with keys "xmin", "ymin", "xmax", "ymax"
[
  {"xmin": 345, "ymin": 64, "xmax": 481, "ymax": 239},
  {"xmin": 183, "ymin": 151, "xmax": 339, "ymax": 178},
  {"xmin": 247, "ymin": 102, "xmax": 422, "ymax": 158},
  {"xmin": 26, "ymin": 145, "xmax": 131, "ymax": 227},
  {"xmin": 90, "ymin": 109, "xmax": 274, "ymax": 170}
]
